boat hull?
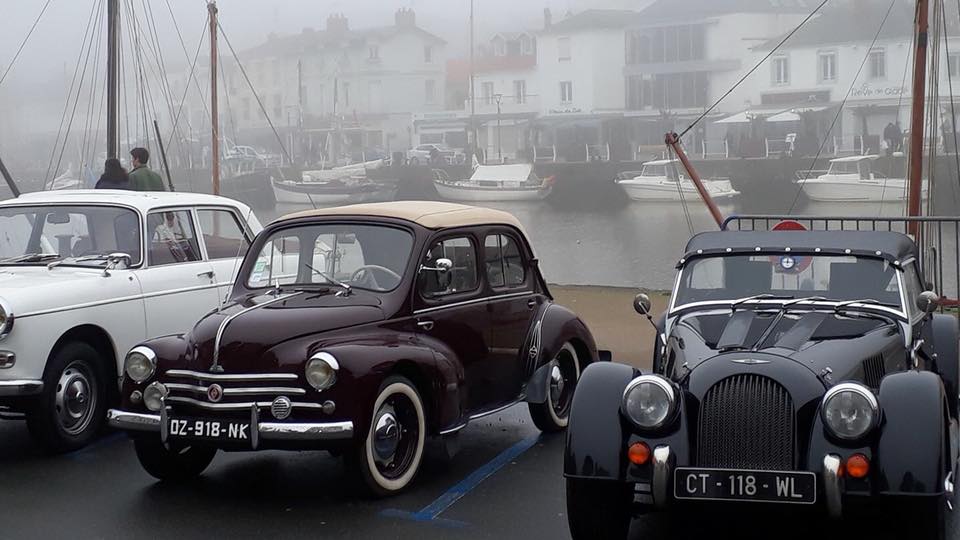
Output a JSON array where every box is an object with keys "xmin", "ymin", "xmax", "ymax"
[
  {"xmin": 272, "ymin": 180, "xmax": 397, "ymax": 205},
  {"xmin": 617, "ymin": 179, "xmax": 740, "ymax": 202},
  {"xmin": 798, "ymin": 178, "xmax": 912, "ymax": 202},
  {"xmin": 433, "ymin": 181, "xmax": 552, "ymax": 202}
]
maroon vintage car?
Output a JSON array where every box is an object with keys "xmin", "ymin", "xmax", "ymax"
[{"xmin": 108, "ymin": 201, "xmax": 601, "ymax": 495}]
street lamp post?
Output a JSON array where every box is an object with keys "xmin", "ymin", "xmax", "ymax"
[{"xmin": 495, "ymin": 93, "xmax": 503, "ymax": 163}]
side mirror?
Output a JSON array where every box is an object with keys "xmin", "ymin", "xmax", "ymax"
[
  {"xmin": 916, "ymin": 290, "xmax": 940, "ymax": 314},
  {"xmin": 634, "ymin": 293, "xmax": 653, "ymax": 316},
  {"xmin": 420, "ymin": 258, "xmax": 453, "ymax": 274}
]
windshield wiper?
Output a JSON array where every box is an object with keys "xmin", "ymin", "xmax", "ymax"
[
  {"xmin": 833, "ymin": 298, "xmax": 898, "ymax": 312},
  {"xmin": 0, "ymin": 253, "xmax": 61, "ymax": 264},
  {"xmin": 304, "ymin": 263, "xmax": 352, "ymax": 296},
  {"xmin": 730, "ymin": 294, "xmax": 794, "ymax": 309},
  {"xmin": 47, "ymin": 254, "xmax": 112, "ymax": 269}
]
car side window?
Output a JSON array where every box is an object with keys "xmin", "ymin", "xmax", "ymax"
[
  {"xmin": 485, "ymin": 234, "xmax": 526, "ymax": 289},
  {"xmin": 419, "ymin": 236, "xmax": 478, "ymax": 299},
  {"xmin": 147, "ymin": 210, "xmax": 202, "ymax": 266},
  {"xmin": 196, "ymin": 209, "xmax": 250, "ymax": 260},
  {"xmin": 902, "ymin": 262, "xmax": 925, "ymax": 318}
]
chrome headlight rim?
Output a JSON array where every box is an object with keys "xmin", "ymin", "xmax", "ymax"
[
  {"xmin": 821, "ymin": 382, "xmax": 879, "ymax": 441},
  {"xmin": 124, "ymin": 346, "xmax": 157, "ymax": 384},
  {"xmin": 621, "ymin": 374, "xmax": 678, "ymax": 431},
  {"xmin": 0, "ymin": 297, "xmax": 13, "ymax": 340},
  {"xmin": 306, "ymin": 351, "xmax": 339, "ymax": 391}
]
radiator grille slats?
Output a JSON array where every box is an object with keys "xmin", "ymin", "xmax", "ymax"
[
  {"xmin": 697, "ymin": 374, "xmax": 794, "ymax": 471},
  {"xmin": 862, "ymin": 354, "xmax": 886, "ymax": 389}
]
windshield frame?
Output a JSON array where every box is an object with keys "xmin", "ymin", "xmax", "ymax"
[
  {"xmin": 240, "ymin": 220, "xmax": 417, "ymax": 294},
  {"xmin": 0, "ymin": 202, "xmax": 144, "ymax": 268},
  {"xmin": 668, "ymin": 252, "xmax": 909, "ymax": 320}
]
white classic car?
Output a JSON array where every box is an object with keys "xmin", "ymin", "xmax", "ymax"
[{"xmin": 0, "ymin": 190, "xmax": 262, "ymax": 452}]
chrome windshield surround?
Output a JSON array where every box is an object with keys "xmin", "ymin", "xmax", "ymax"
[
  {"xmin": 621, "ymin": 375, "xmax": 677, "ymax": 430},
  {"xmin": 820, "ymin": 382, "xmax": 880, "ymax": 441},
  {"xmin": 668, "ymin": 298, "xmax": 907, "ymax": 322}
]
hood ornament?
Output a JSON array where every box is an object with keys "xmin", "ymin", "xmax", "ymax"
[{"xmin": 731, "ymin": 358, "xmax": 771, "ymax": 365}]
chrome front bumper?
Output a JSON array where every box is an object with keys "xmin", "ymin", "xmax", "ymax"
[
  {"xmin": 0, "ymin": 379, "xmax": 43, "ymax": 397},
  {"xmin": 107, "ymin": 409, "xmax": 355, "ymax": 445}
]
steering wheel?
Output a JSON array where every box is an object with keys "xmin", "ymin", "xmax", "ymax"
[{"xmin": 350, "ymin": 265, "xmax": 402, "ymax": 289}]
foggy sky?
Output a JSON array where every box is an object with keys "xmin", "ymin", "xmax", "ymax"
[{"xmin": 0, "ymin": 0, "xmax": 598, "ymax": 88}]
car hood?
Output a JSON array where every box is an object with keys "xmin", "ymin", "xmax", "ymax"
[
  {"xmin": 183, "ymin": 289, "xmax": 386, "ymax": 373},
  {"xmin": 0, "ymin": 266, "xmax": 136, "ymax": 315},
  {"xmin": 671, "ymin": 309, "xmax": 901, "ymax": 381}
]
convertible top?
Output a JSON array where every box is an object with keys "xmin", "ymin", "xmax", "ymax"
[{"xmin": 684, "ymin": 230, "xmax": 919, "ymax": 262}]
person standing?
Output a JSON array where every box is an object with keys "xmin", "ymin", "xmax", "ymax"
[
  {"xmin": 94, "ymin": 158, "xmax": 130, "ymax": 190},
  {"xmin": 128, "ymin": 147, "xmax": 167, "ymax": 191}
]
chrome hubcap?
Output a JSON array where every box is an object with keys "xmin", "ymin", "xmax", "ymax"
[
  {"xmin": 55, "ymin": 362, "xmax": 97, "ymax": 436},
  {"xmin": 373, "ymin": 410, "xmax": 400, "ymax": 462},
  {"xmin": 549, "ymin": 366, "xmax": 565, "ymax": 408}
]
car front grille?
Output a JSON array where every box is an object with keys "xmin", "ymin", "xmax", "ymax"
[
  {"xmin": 697, "ymin": 374, "xmax": 794, "ymax": 471},
  {"xmin": 162, "ymin": 369, "xmax": 320, "ymax": 413},
  {"xmin": 862, "ymin": 354, "xmax": 886, "ymax": 389}
]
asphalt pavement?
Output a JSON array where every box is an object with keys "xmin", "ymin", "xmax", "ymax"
[{"xmin": 0, "ymin": 405, "xmax": 957, "ymax": 540}]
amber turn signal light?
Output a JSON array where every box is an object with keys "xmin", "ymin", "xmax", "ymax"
[
  {"xmin": 845, "ymin": 454, "xmax": 870, "ymax": 479},
  {"xmin": 628, "ymin": 442, "xmax": 651, "ymax": 465}
]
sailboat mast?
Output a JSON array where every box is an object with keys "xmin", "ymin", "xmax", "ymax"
[
  {"xmin": 106, "ymin": 0, "xmax": 119, "ymax": 159},
  {"xmin": 469, "ymin": 0, "xmax": 476, "ymax": 161},
  {"xmin": 209, "ymin": 1, "xmax": 221, "ymax": 196},
  {"xmin": 907, "ymin": 0, "xmax": 930, "ymax": 223}
]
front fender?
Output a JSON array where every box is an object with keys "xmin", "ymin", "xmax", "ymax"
[
  {"xmin": 564, "ymin": 361, "xmax": 636, "ymax": 480},
  {"xmin": 524, "ymin": 304, "xmax": 601, "ymax": 404},
  {"xmin": 876, "ymin": 371, "xmax": 949, "ymax": 495}
]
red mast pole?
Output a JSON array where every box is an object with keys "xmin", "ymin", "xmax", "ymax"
[
  {"xmin": 665, "ymin": 132, "xmax": 724, "ymax": 228},
  {"xmin": 907, "ymin": 0, "xmax": 929, "ymax": 231},
  {"xmin": 209, "ymin": 1, "xmax": 220, "ymax": 197}
]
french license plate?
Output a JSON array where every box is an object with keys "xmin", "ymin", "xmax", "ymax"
[
  {"xmin": 167, "ymin": 417, "xmax": 251, "ymax": 442},
  {"xmin": 674, "ymin": 467, "xmax": 816, "ymax": 504}
]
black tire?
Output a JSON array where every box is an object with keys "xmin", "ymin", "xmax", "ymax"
[
  {"xmin": 134, "ymin": 437, "xmax": 217, "ymax": 482},
  {"xmin": 908, "ymin": 496, "xmax": 947, "ymax": 540},
  {"xmin": 347, "ymin": 375, "xmax": 426, "ymax": 497},
  {"xmin": 529, "ymin": 343, "xmax": 581, "ymax": 433},
  {"xmin": 566, "ymin": 478, "xmax": 632, "ymax": 540},
  {"xmin": 26, "ymin": 341, "xmax": 108, "ymax": 453}
]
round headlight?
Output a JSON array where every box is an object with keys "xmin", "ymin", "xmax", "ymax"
[
  {"xmin": 143, "ymin": 382, "xmax": 168, "ymax": 412},
  {"xmin": 822, "ymin": 383, "xmax": 879, "ymax": 440},
  {"xmin": 306, "ymin": 352, "xmax": 339, "ymax": 391},
  {"xmin": 124, "ymin": 346, "xmax": 157, "ymax": 384},
  {"xmin": 621, "ymin": 375, "xmax": 677, "ymax": 430},
  {"xmin": 0, "ymin": 297, "xmax": 12, "ymax": 337}
]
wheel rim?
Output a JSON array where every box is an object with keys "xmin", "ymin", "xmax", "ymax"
[
  {"xmin": 550, "ymin": 346, "xmax": 579, "ymax": 420},
  {"xmin": 55, "ymin": 361, "xmax": 97, "ymax": 436},
  {"xmin": 371, "ymin": 394, "xmax": 420, "ymax": 481}
]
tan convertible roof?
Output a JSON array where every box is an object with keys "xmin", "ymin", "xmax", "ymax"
[{"xmin": 276, "ymin": 201, "xmax": 525, "ymax": 231}]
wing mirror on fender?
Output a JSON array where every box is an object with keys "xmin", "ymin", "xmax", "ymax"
[{"xmin": 916, "ymin": 290, "xmax": 941, "ymax": 314}]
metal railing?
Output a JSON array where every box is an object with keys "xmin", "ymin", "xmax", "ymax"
[
  {"xmin": 702, "ymin": 139, "xmax": 729, "ymax": 159},
  {"xmin": 533, "ymin": 145, "xmax": 557, "ymax": 163},
  {"xmin": 722, "ymin": 215, "xmax": 960, "ymax": 306}
]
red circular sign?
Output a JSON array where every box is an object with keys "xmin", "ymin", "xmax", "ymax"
[{"xmin": 772, "ymin": 220, "xmax": 807, "ymax": 231}]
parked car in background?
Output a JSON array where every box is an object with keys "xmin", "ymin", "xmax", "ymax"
[
  {"xmin": 0, "ymin": 190, "xmax": 262, "ymax": 452},
  {"xmin": 407, "ymin": 144, "xmax": 462, "ymax": 165},
  {"xmin": 564, "ymin": 228, "xmax": 958, "ymax": 539},
  {"xmin": 108, "ymin": 201, "xmax": 602, "ymax": 495}
]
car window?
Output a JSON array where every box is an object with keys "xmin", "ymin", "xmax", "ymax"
[
  {"xmin": 197, "ymin": 209, "xmax": 250, "ymax": 260},
  {"xmin": 420, "ymin": 236, "xmax": 479, "ymax": 299},
  {"xmin": 485, "ymin": 234, "xmax": 526, "ymax": 289},
  {"xmin": 147, "ymin": 210, "xmax": 202, "ymax": 266}
]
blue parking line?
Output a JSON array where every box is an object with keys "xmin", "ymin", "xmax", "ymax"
[{"xmin": 381, "ymin": 434, "xmax": 541, "ymax": 527}]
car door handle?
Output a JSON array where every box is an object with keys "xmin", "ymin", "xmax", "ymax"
[
  {"xmin": 527, "ymin": 298, "xmax": 538, "ymax": 309},
  {"xmin": 197, "ymin": 270, "xmax": 215, "ymax": 279},
  {"xmin": 417, "ymin": 320, "xmax": 435, "ymax": 331}
]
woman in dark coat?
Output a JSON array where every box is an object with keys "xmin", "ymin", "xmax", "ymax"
[{"xmin": 95, "ymin": 158, "xmax": 130, "ymax": 190}]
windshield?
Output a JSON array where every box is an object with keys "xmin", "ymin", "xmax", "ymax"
[
  {"xmin": 0, "ymin": 205, "xmax": 142, "ymax": 266},
  {"xmin": 246, "ymin": 224, "xmax": 413, "ymax": 292},
  {"xmin": 674, "ymin": 254, "xmax": 902, "ymax": 309}
]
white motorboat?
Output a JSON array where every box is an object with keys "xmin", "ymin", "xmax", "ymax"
[
  {"xmin": 615, "ymin": 159, "xmax": 739, "ymax": 202},
  {"xmin": 433, "ymin": 163, "xmax": 554, "ymax": 202},
  {"xmin": 272, "ymin": 160, "xmax": 395, "ymax": 204},
  {"xmin": 796, "ymin": 155, "xmax": 916, "ymax": 202}
]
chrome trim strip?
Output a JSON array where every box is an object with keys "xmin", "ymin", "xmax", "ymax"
[
  {"xmin": 17, "ymin": 283, "xmax": 225, "ymax": 319},
  {"xmin": 165, "ymin": 369, "xmax": 298, "ymax": 382},
  {"xmin": 823, "ymin": 454, "xmax": 843, "ymax": 518},
  {"xmin": 212, "ymin": 293, "xmax": 301, "ymax": 368},
  {"xmin": 166, "ymin": 383, "xmax": 306, "ymax": 396},
  {"xmin": 165, "ymin": 396, "xmax": 323, "ymax": 411},
  {"xmin": 669, "ymin": 298, "xmax": 907, "ymax": 321},
  {"xmin": 259, "ymin": 421, "xmax": 354, "ymax": 441},
  {"xmin": 413, "ymin": 291, "xmax": 533, "ymax": 316},
  {"xmin": 652, "ymin": 445, "xmax": 673, "ymax": 509},
  {"xmin": 438, "ymin": 399, "xmax": 523, "ymax": 435},
  {"xmin": 0, "ymin": 379, "xmax": 43, "ymax": 397},
  {"xmin": 107, "ymin": 409, "xmax": 161, "ymax": 431}
]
